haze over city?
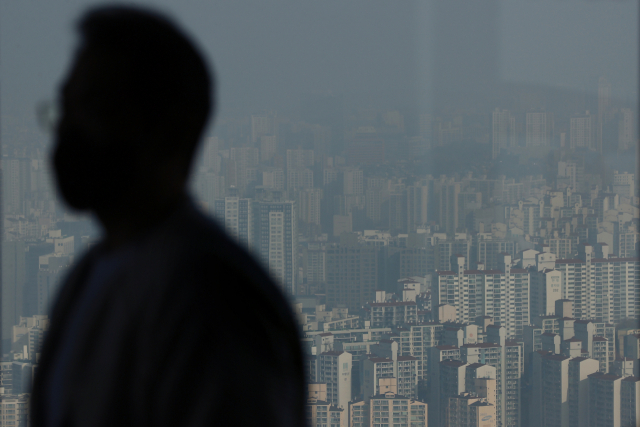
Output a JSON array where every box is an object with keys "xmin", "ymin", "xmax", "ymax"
[{"xmin": 0, "ymin": 1, "xmax": 638, "ymax": 427}]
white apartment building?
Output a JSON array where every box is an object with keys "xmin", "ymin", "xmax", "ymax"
[
  {"xmin": 530, "ymin": 268, "xmax": 563, "ymax": 318},
  {"xmin": 368, "ymin": 391, "xmax": 427, "ymax": 427},
  {"xmin": 213, "ymin": 197, "xmax": 253, "ymax": 249},
  {"xmin": 612, "ymin": 170, "xmax": 635, "ymax": 199},
  {"xmin": 429, "ymin": 326, "xmax": 522, "ymax": 427},
  {"xmin": 305, "ymin": 397, "xmax": 346, "ymax": 427},
  {"xmin": 393, "ymin": 323, "xmax": 445, "ymax": 385},
  {"xmin": 342, "ymin": 168, "xmax": 364, "ymax": 195},
  {"xmin": 569, "ymin": 112, "xmax": 595, "ymax": 150},
  {"xmin": 262, "ymin": 168, "xmax": 285, "ymax": 191},
  {"xmin": 587, "ymin": 372, "xmax": 638, "ymax": 427},
  {"xmin": 286, "ymin": 168, "xmax": 313, "ymax": 192},
  {"xmin": 12, "ymin": 315, "xmax": 49, "ymax": 360},
  {"xmin": 316, "ymin": 351, "xmax": 352, "ymax": 410},
  {"xmin": 255, "ymin": 201, "xmax": 297, "ymax": 294},
  {"xmin": 447, "ymin": 393, "xmax": 497, "ymax": 427},
  {"xmin": 434, "ymin": 254, "xmax": 530, "ymax": 338},
  {"xmin": 0, "ymin": 394, "xmax": 28, "ymax": 427},
  {"xmin": 364, "ymin": 302, "xmax": 418, "ymax": 329},
  {"xmin": 620, "ymin": 376, "xmax": 639, "ymax": 427},
  {"xmin": 529, "ymin": 352, "xmax": 599, "ymax": 427},
  {"xmin": 362, "ymin": 341, "xmax": 419, "ymax": 400},
  {"xmin": 553, "ymin": 243, "xmax": 639, "ymax": 323}
]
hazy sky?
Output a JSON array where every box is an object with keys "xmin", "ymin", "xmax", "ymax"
[{"xmin": 0, "ymin": 0, "xmax": 637, "ymax": 141}]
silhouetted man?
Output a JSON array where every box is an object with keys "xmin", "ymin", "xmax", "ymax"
[{"xmin": 30, "ymin": 6, "xmax": 306, "ymax": 427}]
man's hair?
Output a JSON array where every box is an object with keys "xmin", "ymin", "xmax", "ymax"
[{"xmin": 77, "ymin": 5, "xmax": 213, "ymax": 159}]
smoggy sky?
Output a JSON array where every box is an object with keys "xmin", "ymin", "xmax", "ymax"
[{"xmin": 0, "ymin": 0, "xmax": 637, "ymax": 142}]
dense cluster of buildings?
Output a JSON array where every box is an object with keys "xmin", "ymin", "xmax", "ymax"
[{"xmin": 1, "ymin": 77, "xmax": 638, "ymax": 426}]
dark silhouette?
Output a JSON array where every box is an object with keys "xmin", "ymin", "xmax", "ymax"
[{"xmin": 31, "ymin": 6, "xmax": 306, "ymax": 427}]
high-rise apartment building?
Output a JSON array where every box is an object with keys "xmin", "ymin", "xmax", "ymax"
[
  {"xmin": 254, "ymin": 201, "xmax": 297, "ymax": 294},
  {"xmin": 429, "ymin": 327, "xmax": 522, "ymax": 427},
  {"xmin": 435, "ymin": 254, "xmax": 530, "ymax": 338},
  {"xmin": 286, "ymin": 168, "xmax": 314, "ymax": 192},
  {"xmin": 201, "ymin": 136, "xmax": 221, "ymax": 172},
  {"xmin": 213, "ymin": 197, "xmax": 253, "ymax": 249},
  {"xmin": 325, "ymin": 243, "xmax": 377, "ymax": 311},
  {"xmin": 472, "ymin": 238, "xmax": 518, "ymax": 271},
  {"xmin": 342, "ymin": 168, "xmax": 364, "ymax": 196},
  {"xmin": 361, "ymin": 351, "xmax": 419, "ymax": 400},
  {"xmin": 2, "ymin": 241, "xmax": 25, "ymax": 343},
  {"xmin": 229, "ymin": 147, "xmax": 259, "ymax": 192},
  {"xmin": 448, "ymin": 392, "xmax": 497, "ymax": 427},
  {"xmin": 434, "ymin": 178, "xmax": 461, "ymax": 234},
  {"xmin": 2, "ymin": 158, "xmax": 30, "ymax": 216},
  {"xmin": 316, "ymin": 351, "xmax": 352, "ymax": 410},
  {"xmin": 298, "ymin": 188, "xmax": 323, "ymax": 226},
  {"xmin": 406, "ymin": 184, "xmax": 429, "ymax": 232},
  {"xmin": 492, "ymin": 109, "xmax": 516, "ymax": 159},
  {"xmin": 588, "ymin": 372, "xmax": 625, "ymax": 427},
  {"xmin": 529, "ymin": 352, "xmax": 599, "ymax": 427},
  {"xmin": 526, "ymin": 111, "xmax": 553, "ymax": 148},
  {"xmin": 596, "ymin": 76, "xmax": 612, "ymax": 153},
  {"xmin": 286, "ymin": 149, "xmax": 315, "ymax": 171},
  {"xmin": 363, "ymin": 391, "xmax": 427, "ymax": 427},
  {"xmin": 261, "ymin": 167, "xmax": 285, "ymax": 191},
  {"xmin": 393, "ymin": 323, "xmax": 445, "ymax": 388},
  {"xmin": 0, "ymin": 394, "xmax": 29, "ymax": 427},
  {"xmin": 612, "ymin": 170, "xmax": 635, "ymax": 199},
  {"xmin": 305, "ymin": 397, "xmax": 346, "ymax": 427},
  {"xmin": 569, "ymin": 112, "xmax": 595, "ymax": 150},
  {"xmin": 36, "ymin": 253, "xmax": 72, "ymax": 317},
  {"xmin": 553, "ymin": 243, "xmax": 639, "ymax": 323},
  {"xmin": 251, "ymin": 114, "xmax": 273, "ymax": 143},
  {"xmin": 617, "ymin": 108, "xmax": 634, "ymax": 150},
  {"xmin": 259, "ymin": 134, "xmax": 277, "ymax": 162}
]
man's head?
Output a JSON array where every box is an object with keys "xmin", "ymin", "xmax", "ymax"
[{"xmin": 53, "ymin": 5, "xmax": 213, "ymax": 212}]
